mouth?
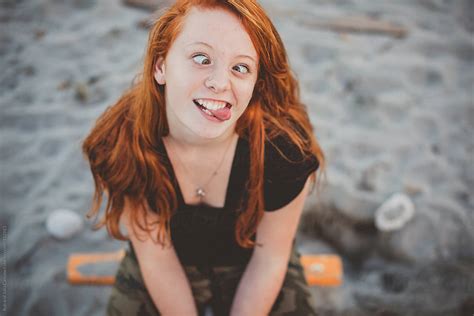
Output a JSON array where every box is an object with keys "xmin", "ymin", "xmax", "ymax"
[{"xmin": 193, "ymin": 98, "xmax": 232, "ymax": 121}]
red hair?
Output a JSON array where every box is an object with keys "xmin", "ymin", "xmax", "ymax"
[{"xmin": 82, "ymin": 0, "xmax": 326, "ymax": 248}]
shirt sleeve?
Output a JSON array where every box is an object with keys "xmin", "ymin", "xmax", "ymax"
[{"xmin": 263, "ymin": 135, "xmax": 320, "ymax": 212}]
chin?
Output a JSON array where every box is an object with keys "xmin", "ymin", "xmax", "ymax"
[{"xmin": 192, "ymin": 125, "xmax": 231, "ymax": 140}]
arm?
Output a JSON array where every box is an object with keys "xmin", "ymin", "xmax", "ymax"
[
  {"xmin": 122, "ymin": 199, "xmax": 198, "ymax": 316},
  {"xmin": 229, "ymin": 178, "xmax": 312, "ymax": 316}
]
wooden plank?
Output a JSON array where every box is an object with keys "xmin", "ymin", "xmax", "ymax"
[
  {"xmin": 67, "ymin": 249, "xmax": 125, "ymax": 285},
  {"xmin": 67, "ymin": 249, "xmax": 343, "ymax": 287},
  {"xmin": 300, "ymin": 254, "xmax": 343, "ymax": 286}
]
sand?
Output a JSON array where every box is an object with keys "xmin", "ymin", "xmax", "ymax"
[{"xmin": 1, "ymin": 0, "xmax": 473, "ymax": 315}]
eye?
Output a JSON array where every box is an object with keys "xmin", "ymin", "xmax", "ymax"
[
  {"xmin": 192, "ymin": 54, "xmax": 211, "ymax": 65},
  {"xmin": 233, "ymin": 64, "xmax": 250, "ymax": 74}
]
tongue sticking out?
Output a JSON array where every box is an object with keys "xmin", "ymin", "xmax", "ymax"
[{"xmin": 208, "ymin": 106, "xmax": 231, "ymax": 121}]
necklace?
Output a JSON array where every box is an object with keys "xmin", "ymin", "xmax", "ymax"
[{"xmin": 164, "ymin": 135, "xmax": 235, "ymax": 201}]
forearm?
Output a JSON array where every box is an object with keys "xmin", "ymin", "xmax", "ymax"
[
  {"xmin": 229, "ymin": 252, "xmax": 288, "ymax": 316},
  {"xmin": 140, "ymin": 252, "xmax": 198, "ymax": 315},
  {"xmin": 122, "ymin": 202, "xmax": 198, "ymax": 316}
]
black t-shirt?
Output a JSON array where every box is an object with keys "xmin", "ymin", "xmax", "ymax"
[{"xmin": 130, "ymin": 134, "xmax": 319, "ymax": 266}]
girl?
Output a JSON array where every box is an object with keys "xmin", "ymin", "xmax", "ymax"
[{"xmin": 83, "ymin": 0, "xmax": 326, "ymax": 315}]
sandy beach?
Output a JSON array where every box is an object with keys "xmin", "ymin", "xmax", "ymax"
[{"xmin": 1, "ymin": 0, "xmax": 473, "ymax": 315}]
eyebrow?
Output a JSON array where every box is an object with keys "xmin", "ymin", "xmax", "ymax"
[{"xmin": 186, "ymin": 41, "xmax": 257, "ymax": 64}]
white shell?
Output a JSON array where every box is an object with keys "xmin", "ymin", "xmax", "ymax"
[
  {"xmin": 46, "ymin": 209, "xmax": 84, "ymax": 239},
  {"xmin": 375, "ymin": 193, "xmax": 415, "ymax": 232}
]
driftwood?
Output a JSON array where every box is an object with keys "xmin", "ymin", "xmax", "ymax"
[
  {"xmin": 123, "ymin": 0, "xmax": 171, "ymax": 11},
  {"xmin": 124, "ymin": 1, "xmax": 407, "ymax": 38},
  {"xmin": 301, "ymin": 15, "xmax": 408, "ymax": 38}
]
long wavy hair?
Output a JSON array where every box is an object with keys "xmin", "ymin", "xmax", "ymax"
[{"xmin": 82, "ymin": 0, "xmax": 326, "ymax": 248}]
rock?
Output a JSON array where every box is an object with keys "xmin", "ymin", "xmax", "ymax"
[
  {"xmin": 375, "ymin": 193, "xmax": 415, "ymax": 232},
  {"xmin": 377, "ymin": 198, "xmax": 474, "ymax": 263},
  {"xmin": 136, "ymin": 10, "xmax": 163, "ymax": 29},
  {"xmin": 376, "ymin": 212, "xmax": 437, "ymax": 263},
  {"xmin": 454, "ymin": 0, "xmax": 474, "ymax": 33},
  {"xmin": 87, "ymin": 75, "xmax": 102, "ymax": 85},
  {"xmin": 74, "ymin": 81, "xmax": 108, "ymax": 105},
  {"xmin": 299, "ymin": 183, "xmax": 387, "ymax": 260},
  {"xmin": 380, "ymin": 270, "xmax": 409, "ymax": 293},
  {"xmin": 46, "ymin": 209, "xmax": 83, "ymax": 240},
  {"xmin": 74, "ymin": 83, "xmax": 88, "ymax": 102},
  {"xmin": 403, "ymin": 181, "xmax": 424, "ymax": 197},
  {"xmin": 321, "ymin": 182, "xmax": 381, "ymax": 223},
  {"xmin": 137, "ymin": 17, "xmax": 152, "ymax": 29},
  {"xmin": 301, "ymin": 199, "xmax": 379, "ymax": 261},
  {"xmin": 357, "ymin": 166, "xmax": 378, "ymax": 192},
  {"xmin": 34, "ymin": 29, "xmax": 46, "ymax": 40},
  {"xmin": 460, "ymin": 296, "xmax": 474, "ymax": 316},
  {"xmin": 57, "ymin": 79, "xmax": 72, "ymax": 90},
  {"xmin": 22, "ymin": 65, "xmax": 35, "ymax": 76},
  {"xmin": 353, "ymin": 260, "xmax": 474, "ymax": 315},
  {"xmin": 107, "ymin": 28, "xmax": 122, "ymax": 38}
]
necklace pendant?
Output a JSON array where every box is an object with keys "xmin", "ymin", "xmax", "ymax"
[{"xmin": 196, "ymin": 188, "xmax": 206, "ymax": 199}]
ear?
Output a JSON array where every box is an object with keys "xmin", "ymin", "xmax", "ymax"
[{"xmin": 154, "ymin": 57, "xmax": 166, "ymax": 85}]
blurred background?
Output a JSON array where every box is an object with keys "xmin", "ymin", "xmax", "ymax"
[{"xmin": 1, "ymin": 0, "xmax": 473, "ymax": 315}]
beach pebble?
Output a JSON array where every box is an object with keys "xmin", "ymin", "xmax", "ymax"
[
  {"xmin": 375, "ymin": 193, "xmax": 415, "ymax": 232},
  {"xmin": 403, "ymin": 181, "xmax": 424, "ymax": 196},
  {"xmin": 75, "ymin": 83, "xmax": 88, "ymax": 102},
  {"xmin": 46, "ymin": 209, "xmax": 83, "ymax": 240}
]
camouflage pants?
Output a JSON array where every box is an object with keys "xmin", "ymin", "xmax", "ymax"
[{"xmin": 106, "ymin": 245, "xmax": 317, "ymax": 316}]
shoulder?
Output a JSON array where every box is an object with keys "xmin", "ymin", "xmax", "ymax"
[
  {"xmin": 263, "ymin": 133, "xmax": 319, "ymax": 211},
  {"xmin": 264, "ymin": 133, "xmax": 319, "ymax": 181}
]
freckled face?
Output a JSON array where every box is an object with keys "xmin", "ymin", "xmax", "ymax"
[{"xmin": 154, "ymin": 7, "xmax": 259, "ymax": 140}]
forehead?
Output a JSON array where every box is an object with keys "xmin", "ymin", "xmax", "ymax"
[{"xmin": 172, "ymin": 6, "xmax": 258, "ymax": 60}]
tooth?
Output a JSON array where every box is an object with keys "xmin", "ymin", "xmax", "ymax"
[{"xmin": 196, "ymin": 100, "xmax": 227, "ymax": 110}]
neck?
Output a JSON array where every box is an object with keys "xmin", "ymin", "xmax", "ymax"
[{"xmin": 165, "ymin": 125, "xmax": 238, "ymax": 152}]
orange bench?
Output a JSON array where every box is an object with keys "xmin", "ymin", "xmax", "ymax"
[{"xmin": 67, "ymin": 249, "xmax": 343, "ymax": 287}]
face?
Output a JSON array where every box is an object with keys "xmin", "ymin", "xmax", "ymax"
[{"xmin": 154, "ymin": 6, "xmax": 259, "ymax": 141}]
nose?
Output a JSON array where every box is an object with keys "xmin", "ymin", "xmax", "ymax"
[{"xmin": 205, "ymin": 66, "xmax": 231, "ymax": 93}]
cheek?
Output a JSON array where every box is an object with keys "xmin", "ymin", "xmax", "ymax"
[
  {"xmin": 166, "ymin": 61, "xmax": 204, "ymax": 95},
  {"xmin": 237, "ymin": 81, "xmax": 257, "ymax": 105},
  {"xmin": 188, "ymin": 71, "xmax": 207, "ymax": 87},
  {"xmin": 168, "ymin": 77, "xmax": 200, "ymax": 102}
]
